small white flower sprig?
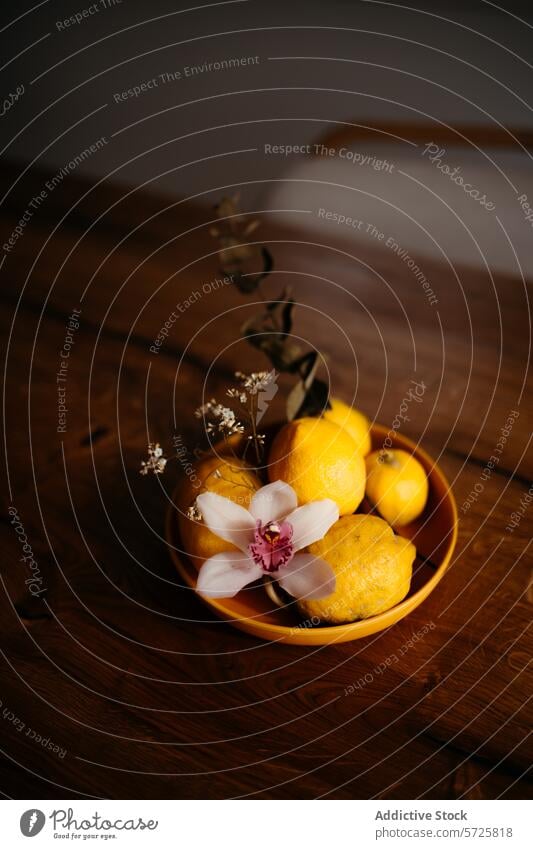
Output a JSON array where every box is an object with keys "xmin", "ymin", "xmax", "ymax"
[
  {"xmin": 234, "ymin": 370, "xmax": 274, "ymax": 395},
  {"xmin": 195, "ymin": 370, "xmax": 276, "ymax": 463},
  {"xmin": 139, "ymin": 370, "xmax": 276, "ymax": 479},
  {"xmin": 139, "ymin": 443, "xmax": 167, "ymax": 475},
  {"xmin": 194, "ymin": 400, "xmax": 244, "ymax": 437}
]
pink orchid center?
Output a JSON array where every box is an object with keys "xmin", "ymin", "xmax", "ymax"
[{"xmin": 249, "ymin": 520, "xmax": 294, "ymax": 573}]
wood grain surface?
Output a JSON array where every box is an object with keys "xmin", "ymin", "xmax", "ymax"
[{"xmin": 0, "ymin": 162, "xmax": 531, "ymax": 800}]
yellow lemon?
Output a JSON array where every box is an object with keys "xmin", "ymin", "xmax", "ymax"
[
  {"xmin": 268, "ymin": 417, "xmax": 365, "ymax": 515},
  {"xmin": 298, "ymin": 514, "xmax": 415, "ymax": 623},
  {"xmin": 365, "ymin": 449, "xmax": 428, "ymax": 527},
  {"xmin": 323, "ymin": 398, "xmax": 372, "ymax": 456},
  {"xmin": 177, "ymin": 455, "xmax": 261, "ymax": 567}
]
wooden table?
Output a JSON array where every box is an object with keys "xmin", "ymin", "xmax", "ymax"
[{"xmin": 0, "ymin": 162, "xmax": 531, "ymax": 800}]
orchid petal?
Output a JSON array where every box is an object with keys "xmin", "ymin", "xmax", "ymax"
[
  {"xmin": 285, "ymin": 500, "xmax": 339, "ymax": 551},
  {"xmin": 249, "ymin": 480, "xmax": 298, "ymax": 524},
  {"xmin": 277, "ymin": 553, "xmax": 336, "ymax": 600},
  {"xmin": 196, "ymin": 491, "xmax": 255, "ymax": 552},
  {"xmin": 196, "ymin": 552, "xmax": 262, "ymax": 598}
]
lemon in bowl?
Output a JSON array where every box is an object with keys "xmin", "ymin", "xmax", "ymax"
[
  {"xmin": 267, "ymin": 416, "xmax": 366, "ymax": 516},
  {"xmin": 323, "ymin": 398, "xmax": 372, "ymax": 456},
  {"xmin": 365, "ymin": 448, "xmax": 428, "ymax": 527},
  {"xmin": 297, "ymin": 514, "xmax": 416, "ymax": 624},
  {"xmin": 176, "ymin": 455, "xmax": 261, "ymax": 567}
]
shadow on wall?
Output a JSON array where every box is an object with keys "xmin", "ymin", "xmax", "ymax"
[{"xmin": 3, "ymin": 0, "xmax": 533, "ymax": 208}]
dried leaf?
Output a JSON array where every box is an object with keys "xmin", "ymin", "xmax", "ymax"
[
  {"xmin": 281, "ymin": 296, "xmax": 294, "ymax": 336},
  {"xmin": 210, "ymin": 194, "xmax": 331, "ymax": 422},
  {"xmin": 286, "ymin": 352, "xmax": 317, "ymax": 420},
  {"xmin": 221, "ymin": 245, "xmax": 273, "ymax": 294},
  {"xmin": 259, "ymin": 247, "xmax": 273, "ymax": 280},
  {"xmin": 287, "ymin": 377, "xmax": 330, "ymax": 420},
  {"xmin": 231, "ymin": 272, "xmax": 263, "ymax": 295},
  {"xmin": 286, "ymin": 353, "xmax": 331, "ymax": 419}
]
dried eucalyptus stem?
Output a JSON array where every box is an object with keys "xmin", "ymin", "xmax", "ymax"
[{"xmin": 212, "ymin": 195, "xmax": 330, "ymax": 421}]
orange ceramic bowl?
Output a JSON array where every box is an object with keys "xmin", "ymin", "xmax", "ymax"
[{"xmin": 165, "ymin": 424, "xmax": 458, "ymax": 645}]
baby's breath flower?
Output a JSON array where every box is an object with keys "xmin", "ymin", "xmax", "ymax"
[
  {"xmin": 140, "ymin": 443, "xmax": 167, "ymax": 475},
  {"xmin": 187, "ymin": 503, "xmax": 203, "ymax": 521},
  {"xmin": 235, "ymin": 370, "xmax": 275, "ymax": 395},
  {"xmin": 227, "ymin": 388, "xmax": 248, "ymax": 403},
  {"xmin": 223, "ymin": 419, "xmax": 245, "ymax": 435},
  {"xmin": 194, "ymin": 376, "xmax": 271, "ymax": 463},
  {"xmin": 197, "ymin": 398, "xmax": 245, "ymax": 437},
  {"xmin": 246, "ymin": 432, "xmax": 265, "ymax": 445},
  {"xmin": 195, "ymin": 399, "xmax": 216, "ymax": 419}
]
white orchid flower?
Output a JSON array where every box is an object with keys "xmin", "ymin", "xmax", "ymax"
[{"xmin": 194, "ymin": 480, "xmax": 338, "ymax": 601}]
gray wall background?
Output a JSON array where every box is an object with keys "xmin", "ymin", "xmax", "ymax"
[{"xmin": 3, "ymin": 0, "xmax": 533, "ymax": 274}]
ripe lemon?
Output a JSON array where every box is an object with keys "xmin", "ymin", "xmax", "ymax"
[
  {"xmin": 267, "ymin": 417, "xmax": 366, "ymax": 515},
  {"xmin": 365, "ymin": 449, "xmax": 428, "ymax": 527},
  {"xmin": 323, "ymin": 398, "xmax": 372, "ymax": 456},
  {"xmin": 177, "ymin": 455, "xmax": 261, "ymax": 567},
  {"xmin": 298, "ymin": 514, "xmax": 415, "ymax": 623}
]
